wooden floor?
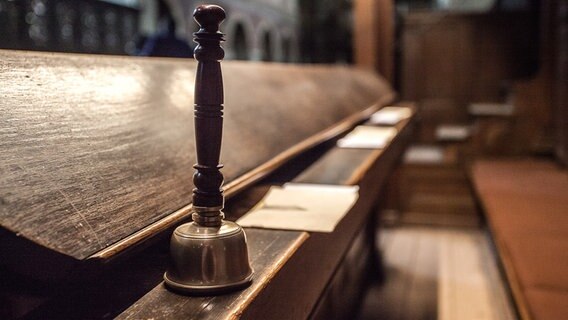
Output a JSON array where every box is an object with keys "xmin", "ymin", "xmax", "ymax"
[{"xmin": 357, "ymin": 226, "xmax": 516, "ymax": 320}]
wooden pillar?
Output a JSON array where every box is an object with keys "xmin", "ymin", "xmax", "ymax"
[
  {"xmin": 556, "ymin": 0, "xmax": 568, "ymax": 166},
  {"xmin": 509, "ymin": 0, "xmax": 558, "ymax": 155},
  {"xmin": 353, "ymin": 0, "xmax": 394, "ymax": 83}
]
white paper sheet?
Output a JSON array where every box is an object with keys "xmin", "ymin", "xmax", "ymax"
[
  {"xmin": 237, "ymin": 184, "xmax": 359, "ymax": 233},
  {"xmin": 468, "ymin": 103, "xmax": 514, "ymax": 116},
  {"xmin": 435, "ymin": 125, "xmax": 471, "ymax": 141},
  {"xmin": 337, "ymin": 126, "xmax": 398, "ymax": 149},
  {"xmin": 369, "ymin": 106, "xmax": 412, "ymax": 125},
  {"xmin": 403, "ymin": 145, "xmax": 445, "ymax": 164}
]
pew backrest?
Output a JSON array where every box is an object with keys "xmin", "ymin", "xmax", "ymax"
[{"xmin": 0, "ymin": 50, "xmax": 394, "ymax": 262}]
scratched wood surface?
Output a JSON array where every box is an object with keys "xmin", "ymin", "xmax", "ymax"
[
  {"xmin": 0, "ymin": 50, "xmax": 393, "ymax": 260},
  {"xmin": 117, "ymin": 228, "xmax": 307, "ymax": 320}
]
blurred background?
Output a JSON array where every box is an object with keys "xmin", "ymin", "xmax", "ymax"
[
  {"xmin": 0, "ymin": 0, "xmax": 553, "ymax": 227},
  {"xmin": 1, "ymin": 2, "xmax": 566, "ymax": 319},
  {"xmin": 0, "ymin": 0, "xmax": 538, "ymax": 64}
]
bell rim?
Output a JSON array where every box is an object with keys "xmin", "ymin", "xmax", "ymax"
[{"xmin": 163, "ymin": 270, "xmax": 253, "ymax": 295}]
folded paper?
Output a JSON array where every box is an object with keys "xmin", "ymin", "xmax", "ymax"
[
  {"xmin": 369, "ymin": 106, "xmax": 412, "ymax": 125},
  {"xmin": 337, "ymin": 125, "xmax": 398, "ymax": 149},
  {"xmin": 237, "ymin": 184, "xmax": 359, "ymax": 233}
]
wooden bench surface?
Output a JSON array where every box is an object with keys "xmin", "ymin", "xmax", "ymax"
[
  {"xmin": 118, "ymin": 228, "xmax": 308, "ymax": 320},
  {"xmin": 0, "ymin": 50, "xmax": 394, "ymax": 261},
  {"xmin": 471, "ymin": 159, "xmax": 568, "ymax": 320}
]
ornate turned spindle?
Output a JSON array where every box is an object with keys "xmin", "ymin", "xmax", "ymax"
[
  {"xmin": 164, "ymin": 5, "xmax": 253, "ymax": 295},
  {"xmin": 192, "ymin": 4, "xmax": 226, "ymax": 227}
]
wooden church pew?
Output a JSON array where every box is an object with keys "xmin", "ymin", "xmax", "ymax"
[{"xmin": 0, "ymin": 49, "xmax": 416, "ymax": 318}]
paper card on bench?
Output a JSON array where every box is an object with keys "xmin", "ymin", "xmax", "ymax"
[
  {"xmin": 369, "ymin": 106, "xmax": 412, "ymax": 125},
  {"xmin": 337, "ymin": 126, "xmax": 398, "ymax": 149},
  {"xmin": 237, "ymin": 184, "xmax": 359, "ymax": 233}
]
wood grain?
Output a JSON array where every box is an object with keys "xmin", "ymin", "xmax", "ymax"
[
  {"xmin": 353, "ymin": 0, "xmax": 395, "ymax": 82},
  {"xmin": 117, "ymin": 228, "xmax": 308, "ymax": 320},
  {"xmin": 0, "ymin": 50, "xmax": 394, "ymax": 260},
  {"xmin": 400, "ymin": 11, "xmax": 537, "ymax": 145}
]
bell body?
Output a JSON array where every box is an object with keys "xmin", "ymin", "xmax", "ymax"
[{"xmin": 164, "ymin": 220, "xmax": 253, "ymax": 294}]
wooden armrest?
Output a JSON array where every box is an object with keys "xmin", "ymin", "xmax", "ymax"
[{"xmin": 117, "ymin": 229, "xmax": 307, "ymax": 320}]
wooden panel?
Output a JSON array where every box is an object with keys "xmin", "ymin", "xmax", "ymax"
[
  {"xmin": 353, "ymin": 0, "xmax": 379, "ymax": 70},
  {"xmin": 311, "ymin": 227, "xmax": 374, "ymax": 320},
  {"xmin": 506, "ymin": 1, "xmax": 562, "ymax": 156},
  {"xmin": 401, "ymin": 13, "xmax": 474, "ymax": 110},
  {"xmin": 0, "ymin": 50, "xmax": 394, "ymax": 260},
  {"xmin": 117, "ymin": 229, "xmax": 307, "ymax": 320},
  {"xmin": 398, "ymin": 163, "xmax": 480, "ymax": 228},
  {"xmin": 353, "ymin": 0, "xmax": 395, "ymax": 83}
]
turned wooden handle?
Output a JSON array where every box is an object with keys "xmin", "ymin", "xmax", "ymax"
[{"xmin": 192, "ymin": 5, "xmax": 226, "ymax": 211}]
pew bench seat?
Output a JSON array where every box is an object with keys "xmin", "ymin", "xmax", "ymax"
[{"xmin": 470, "ymin": 159, "xmax": 568, "ymax": 320}]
